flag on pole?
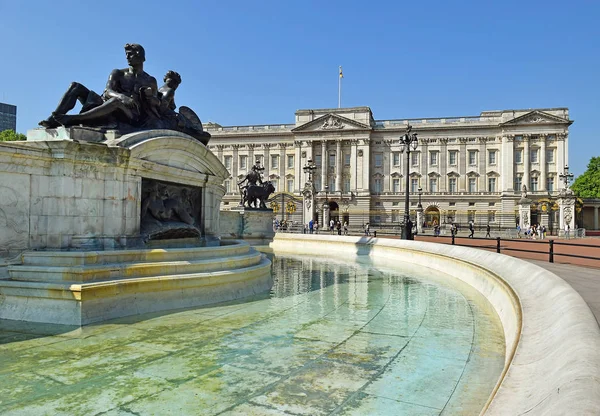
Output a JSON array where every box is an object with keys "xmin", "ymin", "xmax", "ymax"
[{"xmin": 339, "ymin": 66, "xmax": 344, "ymax": 78}]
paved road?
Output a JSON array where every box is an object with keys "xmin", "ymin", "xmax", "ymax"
[
  {"xmin": 412, "ymin": 234, "xmax": 600, "ymax": 327},
  {"xmin": 414, "ymin": 234, "xmax": 600, "ymax": 268},
  {"xmin": 524, "ymin": 260, "xmax": 600, "ymax": 325}
]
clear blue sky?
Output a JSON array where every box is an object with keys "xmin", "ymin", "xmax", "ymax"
[{"xmin": 1, "ymin": 0, "xmax": 597, "ymax": 175}]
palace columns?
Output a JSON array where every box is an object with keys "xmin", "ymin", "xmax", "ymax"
[
  {"xmin": 501, "ymin": 135, "xmax": 514, "ymax": 191},
  {"xmin": 335, "ymin": 139, "xmax": 342, "ymax": 192},
  {"xmin": 294, "ymin": 141, "xmax": 302, "ymax": 193},
  {"xmin": 263, "ymin": 144, "xmax": 271, "ymax": 179},
  {"xmin": 321, "ymin": 140, "xmax": 328, "ymax": 190},
  {"xmin": 279, "ymin": 144, "xmax": 286, "ymax": 191},
  {"xmin": 539, "ymin": 134, "xmax": 547, "ymax": 192},
  {"xmin": 350, "ymin": 140, "xmax": 358, "ymax": 191},
  {"xmin": 523, "ymin": 134, "xmax": 531, "ymax": 191},
  {"xmin": 232, "ymin": 144, "xmax": 240, "ymax": 182}
]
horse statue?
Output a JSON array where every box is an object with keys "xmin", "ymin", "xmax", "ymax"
[{"xmin": 244, "ymin": 181, "xmax": 275, "ymax": 209}]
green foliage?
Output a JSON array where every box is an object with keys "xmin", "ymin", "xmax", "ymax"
[
  {"xmin": 571, "ymin": 156, "xmax": 600, "ymax": 198},
  {"xmin": 0, "ymin": 129, "xmax": 26, "ymax": 142}
]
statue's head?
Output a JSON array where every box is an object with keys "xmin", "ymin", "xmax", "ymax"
[
  {"xmin": 164, "ymin": 70, "xmax": 182, "ymax": 88},
  {"xmin": 124, "ymin": 43, "xmax": 145, "ymax": 66}
]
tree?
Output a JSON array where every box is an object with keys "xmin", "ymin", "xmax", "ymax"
[
  {"xmin": 0, "ymin": 129, "xmax": 26, "ymax": 142},
  {"xmin": 571, "ymin": 156, "xmax": 600, "ymax": 198}
]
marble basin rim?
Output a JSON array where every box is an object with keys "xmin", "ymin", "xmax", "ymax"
[{"xmin": 270, "ymin": 234, "xmax": 600, "ymax": 416}]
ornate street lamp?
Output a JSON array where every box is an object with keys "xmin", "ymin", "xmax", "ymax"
[
  {"xmin": 398, "ymin": 125, "xmax": 419, "ymax": 239},
  {"xmin": 416, "ymin": 186, "xmax": 424, "ymax": 234},
  {"xmin": 301, "ymin": 159, "xmax": 318, "ymax": 224},
  {"xmin": 303, "ymin": 159, "xmax": 317, "ymax": 182},
  {"xmin": 322, "ymin": 184, "xmax": 330, "ymax": 228},
  {"xmin": 559, "ymin": 165, "xmax": 574, "ymax": 189}
]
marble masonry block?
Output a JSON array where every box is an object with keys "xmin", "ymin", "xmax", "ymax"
[
  {"xmin": 0, "ymin": 172, "xmax": 31, "ymax": 252},
  {"xmin": 78, "ymin": 216, "xmax": 105, "ymax": 236},
  {"xmin": 103, "ymin": 216, "xmax": 124, "ymax": 236},
  {"xmin": 27, "ymin": 126, "xmax": 120, "ymax": 143},
  {"xmin": 103, "ymin": 199, "xmax": 124, "ymax": 219}
]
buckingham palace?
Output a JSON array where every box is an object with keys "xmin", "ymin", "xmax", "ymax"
[{"xmin": 206, "ymin": 106, "xmax": 572, "ymax": 232}]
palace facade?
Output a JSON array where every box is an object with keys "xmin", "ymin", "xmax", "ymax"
[{"xmin": 206, "ymin": 106, "xmax": 572, "ymax": 231}]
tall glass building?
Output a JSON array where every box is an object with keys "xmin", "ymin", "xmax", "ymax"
[{"xmin": 0, "ymin": 102, "xmax": 17, "ymax": 132}]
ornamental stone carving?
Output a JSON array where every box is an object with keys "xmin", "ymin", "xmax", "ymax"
[
  {"xmin": 320, "ymin": 116, "xmax": 344, "ymax": 130},
  {"xmin": 564, "ymin": 207, "xmax": 573, "ymax": 226}
]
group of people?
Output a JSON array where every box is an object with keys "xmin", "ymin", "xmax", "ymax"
[
  {"xmin": 516, "ymin": 224, "xmax": 548, "ymax": 240},
  {"xmin": 302, "ymin": 218, "xmax": 348, "ymax": 235}
]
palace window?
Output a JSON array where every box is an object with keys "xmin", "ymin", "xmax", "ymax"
[
  {"xmin": 531, "ymin": 149, "xmax": 539, "ymax": 163},
  {"xmin": 488, "ymin": 211, "xmax": 496, "ymax": 223},
  {"xmin": 344, "ymin": 153, "xmax": 351, "ymax": 166},
  {"xmin": 239, "ymin": 155, "xmax": 247, "ymax": 170},
  {"xmin": 224, "ymin": 155, "xmax": 232, "ymax": 170},
  {"xmin": 329, "ymin": 178, "xmax": 336, "ymax": 192},
  {"xmin": 271, "ymin": 155, "xmax": 279, "ymax": 169},
  {"xmin": 393, "ymin": 152, "xmax": 400, "ymax": 166},
  {"xmin": 546, "ymin": 149, "xmax": 554, "ymax": 163},
  {"xmin": 547, "ymin": 176, "xmax": 554, "ymax": 192},
  {"xmin": 429, "ymin": 152, "xmax": 438, "ymax": 166},
  {"xmin": 392, "ymin": 210, "xmax": 401, "ymax": 222},
  {"xmin": 392, "ymin": 178, "xmax": 400, "ymax": 192},
  {"xmin": 488, "ymin": 177, "xmax": 496, "ymax": 192},
  {"xmin": 411, "ymin": 152, "xmax": 419, "ymax": 166},
  {"xmin": 287, "ymin": 179, "xmax": 294, "ymax": 192},
  {"xmin": 515, "ymin": 150, "xmax": 522, "ymax": 164},
  {"xmin": 287, "ymin": 155, "xmax": 294, "ymax": 168},
  {"xmin": 488, "ymin": 150, "xmax": 497, "ymax": 165},
  {"xmin": 343, "ymin": 178, "xmax": 350, "ymax": 192},
  {"xmin": 411, "ymin": 178, "xmax": 418, "ymax": 193},
  {"xmin": 314, "ymin": 154, "xmax": 322, "ymax": 167},
  {"xmin": 468, "ymin": 150, "xmax": 477, "ymax": 165},
  {"xmin": 375, "ymin": 153, "xmax": 383, "ymax": 167},
  {"xmin": 514, "ymin": 175, "xmax": 522, "ymax": 191},
  {"xmin": 468, "ymin": 177, "xmax": 477, "ymax": 193},
  {"xmin": 448, "ymin": 177, "xmax": 457, "ymax": 193},
  {"xmin": 449, "ymin": 150, "xmax": 457, "ymax": 165},
  {"xmin": 374, "ymin": 178, "xmax": 382, "ymax": 193},
  {"xmin": 530, "ymin": 176, "xmax": 539, "ymax": 191},
  {"xmin": 468, "ymin": 210, "xmax": 476, "ymax": 222},
  {"xmin": 329, "ymin": 153, "xmax": 336, "ymax": 167},
  {"xmin": 429, "ymin": 178, "xmax": 438, "ymax": 192},
  {"xmin": 224, "ymin": 180, "xmax": 231, "ymax": 193}
]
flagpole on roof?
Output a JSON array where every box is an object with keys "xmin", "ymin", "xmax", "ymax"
[{"xmin": 338, "ymin": 66, "xmax": 343, "ymax": 108}]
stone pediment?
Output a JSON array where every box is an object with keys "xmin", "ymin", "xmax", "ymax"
[
  {"xmin": 292, "ymin": 114, "xmax": 371, "ymax": 132},
  {"xmin": 501, "ymin": 110, "xmax": 572, "ymax": 126}
]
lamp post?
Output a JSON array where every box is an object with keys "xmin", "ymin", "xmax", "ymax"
[
  {"xmin": 323, "ymin": 185, "xmax": 330, "ymax": 229},
  {"xmin": 302, "ymin": 159, "xmax": 317, "ymax": 225},
  {"xmin": 399, "ymin": 125, "xmax": 419, "ymax": 240},
  {"xmin": 558, "ymin": 165, "xmax": 574, "ymax": 190},
  {"xmin": 416, "ymin": 186, "xmax": 424, "ymax": 234}
]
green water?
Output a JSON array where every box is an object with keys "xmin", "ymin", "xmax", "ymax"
[{"xmin": 0, "ymin": 254, "xmax": 505, "ymax": 415}]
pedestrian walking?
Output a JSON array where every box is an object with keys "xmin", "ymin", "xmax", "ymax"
[
  {"xmin": 343, "ymin": 221, "xmax": 348, "ymax": 235},
  {"xmin": 485, "ymin": 223, "xmax": 491, "ymax": 238},
  {"xmin": 308, "ymin": 219, "xmax": 314, "ymax": 234},
  {"xmin": 565, "ymin": 223, "xmax": 570, "ymax": 239},
  {"xmin": 365, "ymin": 223, "xmax": 371, "ymax": 236},
  {"xmin": 468, "ymin": 221, "xmax": 475, "ymax": 238}
]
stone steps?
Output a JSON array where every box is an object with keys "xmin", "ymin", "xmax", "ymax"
[
  {"xmin": 8, "ymin": 250, "xmax": 263, "ymax": 283},
  {"xmin": 0, "ymin": 240, "xmax": 273, "ymax": 325},
  {"xmin": 18, "ymin": 241, "xmax": 251, "ymax": 266}
]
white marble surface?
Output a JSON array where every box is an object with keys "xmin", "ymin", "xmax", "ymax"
[{"xmin": 270, "ymin": 234, "xmax": 600, "ymax": 416}]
